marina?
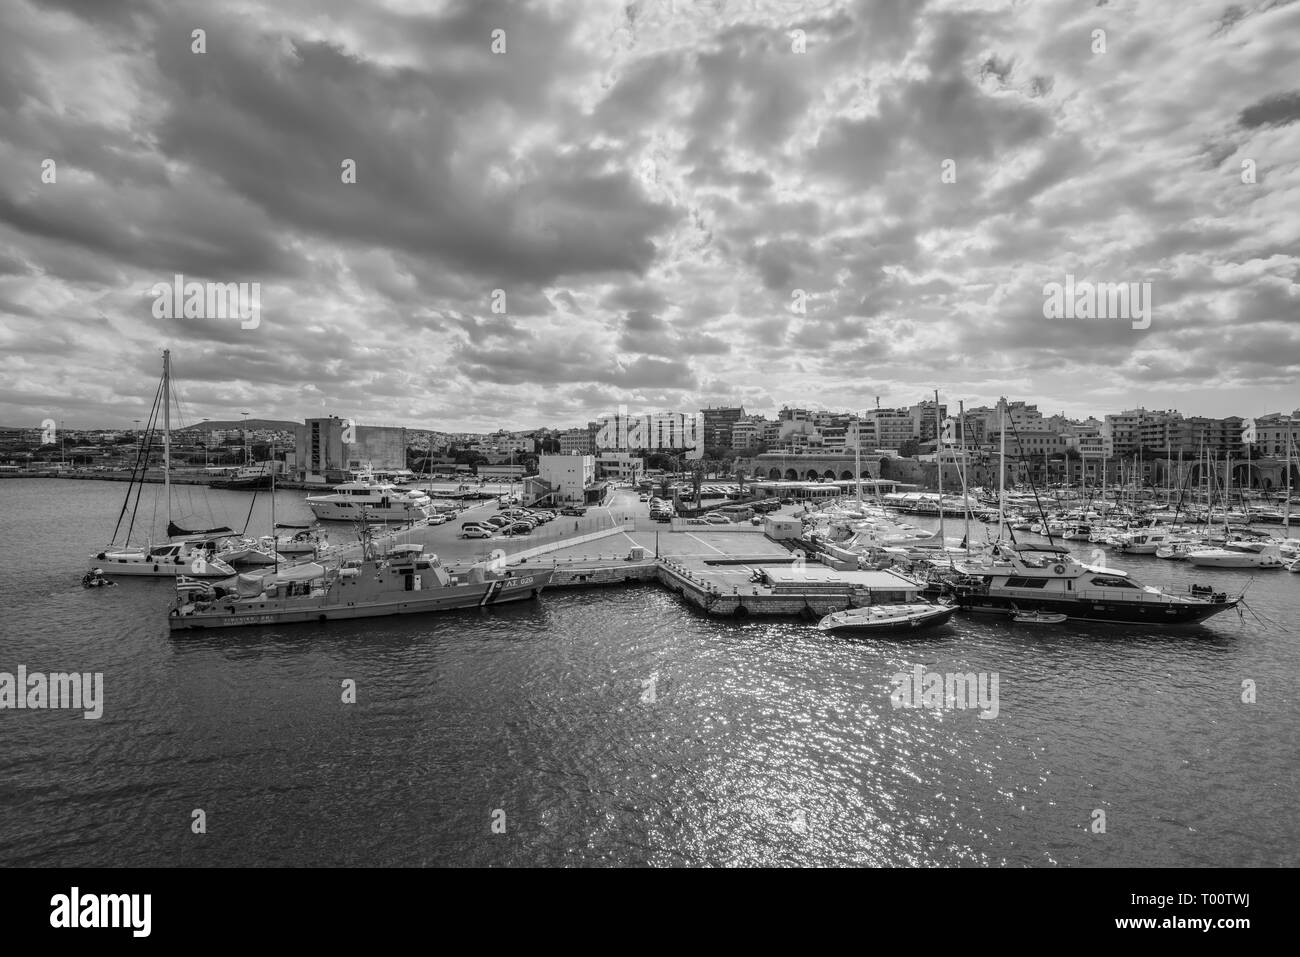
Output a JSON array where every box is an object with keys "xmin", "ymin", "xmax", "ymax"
[
  {"xmin": 2, "ymin": 0, "xmax": 1297, "ymax": 892},
  {"xmin": 3, "ymin": 474, "xmax": 1297, "ymax": 871}
]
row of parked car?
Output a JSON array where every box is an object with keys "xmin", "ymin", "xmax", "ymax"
[{"xmin": 459, "ymin": 504, "xmax": 586, "ymax": 539}]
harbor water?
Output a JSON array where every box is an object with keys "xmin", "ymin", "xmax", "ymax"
[{"xmin": 1, "ymin": 479, "xmax": 1297, "ymax": 866}]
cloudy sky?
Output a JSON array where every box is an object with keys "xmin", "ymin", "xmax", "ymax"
[{"xmin": 0, "ymin": 0, "xmax": 1297, "ymax": 432}]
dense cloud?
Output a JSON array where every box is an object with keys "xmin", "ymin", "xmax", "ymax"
[{"xmin": 0, "ymin": 0, "xmax": 1297, "ymax": 430}]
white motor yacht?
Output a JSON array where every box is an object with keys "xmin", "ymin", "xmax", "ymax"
[{"xmin": 306, "ymin": 477, "xmax": 435, "ymax": 522}]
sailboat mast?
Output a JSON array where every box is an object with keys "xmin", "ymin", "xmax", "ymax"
[
  {"xmin": 1284, "ymin": 417, "xmax": 1292, "ymax": 534},
  {"xmin": 163, "ymin": 349, "xmax": 171, "ymax": 535},
  {"xmin": 271, "ymin": 435, "xmax": 278, "ymax": 573},
  {"xmin": 1224, "ymin": 448, "xmax": 1230, "ymax": 537},
  {"xmin": 854, "ymin": 416, "xmax": 862, "ymax": 510},
  {"xmin": 959, "ymin": 399, "xmax": 970, "ymax": 554},
  {"xmin": 935, "ymin": 389, "xmax": 945, "ymax": 546},
  {"xmin": 997, "ymin": 397, "xmax": 1006, "ymax": 540}
]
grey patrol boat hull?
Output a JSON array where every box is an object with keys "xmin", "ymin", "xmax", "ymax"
[{"xmin": 168, "ymin": 544, "xmax": 551, "ymax": 631}]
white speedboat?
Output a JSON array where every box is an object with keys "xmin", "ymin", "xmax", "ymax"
[
  {"xmin": 816, "ymin": 602, "xmax": 957, "ymax": 635},
  {"xmin": 306, "ymin": 478, "xmax": 435, "ymax": 522},
  {"xmin": 1186, "ymin": 541, "xmax": 1285, "ymax": 569}
]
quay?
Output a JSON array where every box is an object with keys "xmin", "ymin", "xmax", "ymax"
[{"xmin": 294, "ymin": 493, "xmax": 923, "ymax": 620}]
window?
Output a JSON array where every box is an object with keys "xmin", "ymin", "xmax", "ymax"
[
  {"xmin": 1090, "ymin": 576, "xmax": 1137, "ymax": 589},
  {"xmin": 1004, "ymin": 577, "xmax": 1048, "ymax": 588}
]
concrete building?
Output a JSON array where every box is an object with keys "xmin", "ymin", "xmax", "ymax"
[
  {"xmin": 535, "ymin": 453, "xmax": 598, "ymax": 505},
  {"xmin": 594, "ymin": 451, "xmax": 644, "ymax": 482},
  {"xmin": 862, "ymin": 408, "xmax": 914, "ymax": 448},
  {"xmin": 701, "ymin": 406, "xmax": 745, "ymax": 450},
  {"xmin": 907, "ymin": 400, "xmax": 948, "ymax": 442},
  {"xmin": 730, "ymin": 416, "xmax": 767, "ymax": 451},
  {"xmin": 478, "ymin": 464, "xmax": 527, "ymax": 482},
  {"xmin": 559, "ymin": 428, "xmax": 593, "ymax": 455},
  {"xmin": 295, "ymin": 417, "xmax": 408, "ymax": 483},
  {"xmin": 1244, "ymin": 411, "xmax": 1299, "ymax": 458}
]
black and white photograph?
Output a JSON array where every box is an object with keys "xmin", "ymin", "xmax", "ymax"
[{"xmin": 0, "ymin": 0, "xmax": 1294, "ymax": 910}]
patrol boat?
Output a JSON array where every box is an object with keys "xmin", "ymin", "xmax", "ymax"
[{"xmin": 168, "ymin": 531, "xmax": 551, "ymax": 630}]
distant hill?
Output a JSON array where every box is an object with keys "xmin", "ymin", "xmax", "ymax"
[{"xmin": 177, "ymin": 419, "xmax": 301, "ymax": 431}]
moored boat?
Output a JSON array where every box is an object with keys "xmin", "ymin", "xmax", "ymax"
[
  {"xmin": 168, "ymin": 537, "xmax": 551, "ymax": 631},
  {"xmin": 1012, "ymin": 609, "xmax": 1067, "ymax": 624},
  {"xmin": 816, "ymin": 601, "xmax": 957, "ymax": 635},
  {"xmin": 306, "ymin": 476, "xmax": 435, "ymax": 522},
  {"xmin": 945, "ymin": 544, "xmax": 1241, "ymax": 624},
  {"xmin": 1186, "ymin": 541, "xmax": 1285, "ymax": 569}
]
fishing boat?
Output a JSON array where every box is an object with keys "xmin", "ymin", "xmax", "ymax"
[
  {"xmin": 168, "ymin": 532, "xmax": 552, "ymax": 631},
  {"xmin": 946, "ymin": 544, "xmax": 1241, "ymax": 624},
  {"xmin": 816, "ymin": 601, "xmax": 957, "ymax": 635}
]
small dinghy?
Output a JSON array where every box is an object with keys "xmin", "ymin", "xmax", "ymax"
[
  {"xmin": 81, "ymin": 568, "xmax": 117, "ymax": 588},
  {"xmin": 817, "ymin": 601, "xmax": 957, "ymax": 635},
  {"xmin": 1011, "ymin": 609, "xmax": 1068, "ymax": 624}
]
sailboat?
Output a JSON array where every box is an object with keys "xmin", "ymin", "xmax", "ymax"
[{"xmin": 91, "ymin": 350, "xmax": 237, "ymax": 579}]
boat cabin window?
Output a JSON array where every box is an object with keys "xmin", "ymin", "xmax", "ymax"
[
  {"xmin": 1090, "ymin": 576, "xmax": 1137, "ymax": 588},
  {"xmin": 1004, "ymin": 576, "xmax": 1049, "ymax": 588}
]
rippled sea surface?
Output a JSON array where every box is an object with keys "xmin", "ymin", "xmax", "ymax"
[{"xmin": 1, "ymin": 479, "xmax": 1297, "ymax": 866}]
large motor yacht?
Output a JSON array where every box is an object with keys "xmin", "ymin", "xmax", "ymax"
[
  {"xmin": 306, "ymin": 477, "xmax": 435, "ymax": 522},
  {"xmin": 946, "ymin": 545, "xmax": 1240, "ymax": 624}
]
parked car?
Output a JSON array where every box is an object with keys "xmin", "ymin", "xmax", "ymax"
[
  {"xmin": 560, "ymin": 506, "xmax": 587, "ymax": 516},
  {"xmin": 501, "ymin": 522, "xmax": 533, "ymax": 536},
  {"xmin": 704, "ymin": 514, "xmax": 731, "ymax": 525},
  {"xmin": 685, "ymin": 518, "xmax": 709, "ymax": 525},
  {"xmin": 461, "ymin": 526, "xmax": 492, "ymax": 539},
  {"xmin": 486, "ymin": 516, "xmax": 512, "ymax": 528},
  {"xmin": 427, "ymin": 513, "xmax": 446, "ymax": 525},
  {"xmin": 651, "ymin": 512, "xmax": 672, "ymax": 523}
]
